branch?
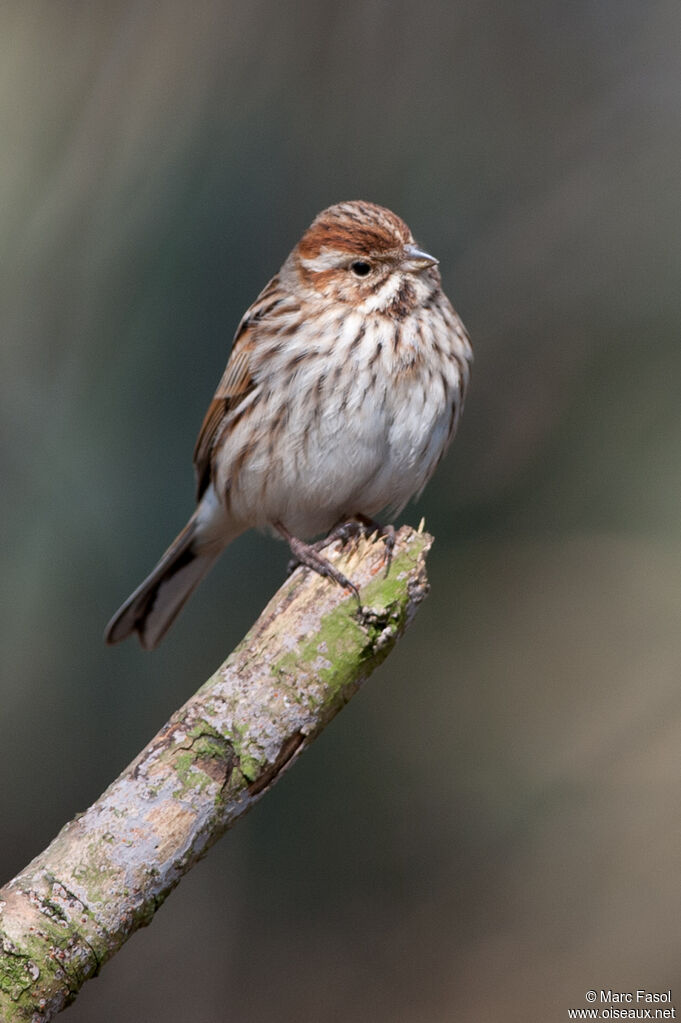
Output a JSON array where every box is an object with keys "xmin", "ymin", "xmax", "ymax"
[{"xmin": 0, "ymin": 525, "xmax": 432, "ymax": 1021}]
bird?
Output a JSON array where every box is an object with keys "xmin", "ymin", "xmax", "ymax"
[{"xmin": 105, "ymin": 200, "xmax": 472, "ymax": 649}]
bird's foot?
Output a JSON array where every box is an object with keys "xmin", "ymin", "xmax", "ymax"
[
  {"xmin": 282, "ymin": 515, "xmax": 395, "ymax": 593},
  {"xmin": 277, "ymin": 522, "xmax": 360, "ymax": 601}
]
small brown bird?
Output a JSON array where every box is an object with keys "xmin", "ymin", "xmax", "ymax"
[{"xmin": 105, "ymin": 201, "xmax": 472, "ymax": 648}]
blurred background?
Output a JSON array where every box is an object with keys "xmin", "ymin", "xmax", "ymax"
[{"xmin": 2, "ymin": 1, "xmax": 680, "ymax": 1019}]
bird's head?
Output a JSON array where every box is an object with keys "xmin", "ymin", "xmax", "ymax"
[{"xmin": 289, "ymin": 200, "xmax": 441, "ymax": 316}]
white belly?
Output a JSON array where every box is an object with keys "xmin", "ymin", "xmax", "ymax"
[{"xmin": 216, "ymin": 341, "xmax": 459, "ymax": 539}]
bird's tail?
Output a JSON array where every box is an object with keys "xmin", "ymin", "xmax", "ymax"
[{"xmin": 105, "ymin": 494, "xmax": 238, "ymax": 649}]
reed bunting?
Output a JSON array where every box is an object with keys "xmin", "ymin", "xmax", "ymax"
[{"xmin": 105, "ymin": 201, "xmax": 472, "ymax": 648}]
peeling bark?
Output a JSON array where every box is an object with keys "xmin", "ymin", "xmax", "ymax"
[{"xmin": 0, "ymin": 526, "xmax": 432, "ymax": 1021}]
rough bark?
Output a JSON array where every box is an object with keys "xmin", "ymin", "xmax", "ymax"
[{"xmin": 0, "ymin": 525, "xmax": 432, "ymax": 1021}]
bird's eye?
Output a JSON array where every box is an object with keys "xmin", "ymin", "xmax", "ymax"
[{"xmin": 350, "ymin": 260, "xmax": 372, "ymax": 277}]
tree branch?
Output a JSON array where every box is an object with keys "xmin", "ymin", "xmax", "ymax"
[{"xmin": 0, "ymin": 525, "xmax": 432, "ymax": 1021}]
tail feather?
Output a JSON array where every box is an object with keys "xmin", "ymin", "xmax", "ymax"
[{"xmin": 105, "ymin": 517, "xmax": 220, "ymax": 650}]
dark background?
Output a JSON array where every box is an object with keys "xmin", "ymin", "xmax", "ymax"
[{"xmin": 2, "ymin": 2, "xmax": 680, "ymax": 1019}]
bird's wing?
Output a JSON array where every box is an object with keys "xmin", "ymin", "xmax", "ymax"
[{"xmin": 193, "ymin": 275, "xmax": 282, "ymax": 499}]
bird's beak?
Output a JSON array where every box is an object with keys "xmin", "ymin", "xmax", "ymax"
[{"xmin": 401, "ymin": 243, "xmax": 439, "ymax": 273}]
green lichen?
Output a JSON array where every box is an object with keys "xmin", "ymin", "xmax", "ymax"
[
  {"xmin": 208, "ymin": 718, "xmax": 261, "ymax": 786},
  {"xmin": 270, "ymin": 541, "xmax": 420, "ymax": 705},
  {"xmin": 0, "ymin": 947, "xmax": 39, "ymax": 1001},
  {"xmin": 233, "ymin": 752, "xmax": 259, "ymax": 783},
  {"xmin": 168, "ymin": 724, "xmax": 234, "ymax": 799},
  {"xmin": 171, "ymin": 751, "xmax": 211, "ymax": 798},
  {"xmin": 188, "ymin": 733, "xmax": 226, "ymax": 763},
  {"xmin": 357, "ymin": 549, "xmax": 418, "ymax": 618},
  {"xmin": 186, "ymin": 721, "xmax": 223, "ymax": 744},
  {"xmin": 0, "ymin": 885, "xmax": 99, "ymax": 1013},
  {"xmin": 273, "ymin": 602, "xmax": 364, "ymax": 694}
]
